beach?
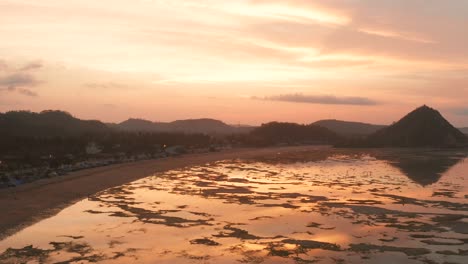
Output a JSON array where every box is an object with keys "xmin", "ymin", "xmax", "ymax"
[
  {"xmin": 0, "ymin": 146, "xmax": 465, "ymax": 263},
  {"xmin": 0, "ymin": 146, "xmax": 320, "ymax": 239}
]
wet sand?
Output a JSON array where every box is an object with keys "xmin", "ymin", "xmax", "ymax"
[
  {"xmin": 0, "ymin": 146, "xmax": 324, "ymax": 239},
  {"xmin": 1, "ymin": 147, "xmax": 466, "ymax": 263}
]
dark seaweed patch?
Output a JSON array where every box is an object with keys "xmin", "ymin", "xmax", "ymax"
[
  {"xmin": 190, "ymin": 238, "xmax": 221, "ymax": 246},
  {"xmin": 349, "ymin": 243, "xmax": 430, "ymax": 256}
]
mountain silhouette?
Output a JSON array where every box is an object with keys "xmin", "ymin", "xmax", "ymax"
[
  {"xmin": 313, "ymin": 119, "xmax": 386, "ymax": 137},
  {"xmin": 0, "ymin": 110, "xmax": 110, "ymax": 137},
  {"xmin": 170, "ymin": 119, "xmax": 243, "ymax": 134},
  {"xmin": 366, "ymin": 105, "xmax": 467, "ymax": 147},
  {"xmin": 112, "ymin": 118, "xmax": 253, "ymax": 134},
  {"xmin": 2, "ymin": 108, "xmax": 466, "ymax": 142},
  {"xmin": 111, "ymin": 118, "xmax": 166, "ymax": 132}
]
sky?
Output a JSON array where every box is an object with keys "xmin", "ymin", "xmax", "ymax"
[{"xmin": 1, "ymin": 0, "xmax": 467, "ymax": 126}]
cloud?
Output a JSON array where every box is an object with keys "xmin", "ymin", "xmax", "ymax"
[
  {"xmin": 84, "ymin": 82, "xmax": 129, "ymax": 89},
  {"xmin": 0, "ymin": 73, "xmax": 40, "ymax": 96},
  {"xmin": 17, "ymin": 88, "xmax": 38, "ymax": 97},
  {"xmin": 254, "ymin": 93, "xmax": 378, "ymax": 105},
  {"xmin": 0, "ymin": 73, "xmax": 39, "ymax": 89},
  {"xmin": 246, "ymin": 1, "xmax": 468, "ymax": 65},
  {"xmin": 19, "ymin": 61, "xmax": 43, "ymax": 71},
  {"xmin": 0, "ymin": 60, "xmax": 43, "ymax": 72},
  {"xmin": 0, "ymin": 60, "xmax": 43, "ymax": 97}
]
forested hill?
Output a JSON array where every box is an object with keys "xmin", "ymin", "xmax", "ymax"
[
  {"xmin": 112, "ymin": 118, "xmax": 253, "ymax": 134},
  {"xmin": 0, "ymin": 110, "xmax": 110, "ymax": 137},
  {"xmin": 313, "ymin": 119, "xmax": 386, "ymax": 137},
  {"xmin": 366, "ymin": 105, "xmax": 467, "ymax": 147}
]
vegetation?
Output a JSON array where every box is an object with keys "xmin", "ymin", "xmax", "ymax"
[
  {"xmin": 230, "ymin": 122, "xmax": 340, "ymax": 147},
  {"xmin": 0, "ymin": 132, "xmax": 212, "ymax": 169},
  {"xmin": 1, "ymin": 106, "xmax": 466, "ymax": 172},
  {"xmin": 0, "ymin": 110, "xmax": 216, "ymax": 171},
  {"xmin": 111, "ymin": 117, "xmax": 253, "ymax": 134},
  {"xmin": 0, "ymin": 110, "xmax": 109, "ymax": 137},
  {"xmin": 312, "ymin": 119, "xmax": 386, "ymax": 137},
  {"xmin": 0, "ymin": 111, "xmax": 342, "ymax": 171}
]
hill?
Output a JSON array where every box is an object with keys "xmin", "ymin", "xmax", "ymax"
[
  {"xmin": 366, "ymin": 105, "xmax": 467, "ymax": 147},
  {"xmin": 113, "ymin": 118, "xmax": 168, "ymax": 132},
  {"xmin": 113, "ymin": 118, "xmax": 253, "ymax": 134},
  {"xmin": 313, "ymin": 119, "xmax": 386, "ymax": 137},
  {"xmin": 248, "ymin": 122, "xmax": 340, "ymax": 146},
  {"xmin": 0, "ymin": 110, "xmax": 110, "ymax": 137},
  {"xmin": 170, "ymin": 119, "xmax": 239, "ymax": 134}
]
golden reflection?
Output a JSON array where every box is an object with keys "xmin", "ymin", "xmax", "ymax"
[{"xmin": 0, "ymin": 149, "xmax": 467, "ymax": 263}]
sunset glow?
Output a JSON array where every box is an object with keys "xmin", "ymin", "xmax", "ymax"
[{"xmin": 1, "ymin": 0, "xmax": 467, "ymax": 125}]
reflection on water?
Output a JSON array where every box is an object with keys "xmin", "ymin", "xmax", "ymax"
[
  {"xmin": 374, "ymin": 149, "xmax": 466, "ymax": 186},
  {"xmin": 0, "ymin": 148, "xmax": 467, "ymax": 264}
]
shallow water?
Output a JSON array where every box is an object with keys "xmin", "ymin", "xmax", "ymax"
[{"xmin": 1, "ymin": 148, "xmax": 467, "ymax": 264}]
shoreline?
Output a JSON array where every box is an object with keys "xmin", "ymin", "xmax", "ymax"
[{"xmin": 0, "ymin": 145, "xmax": 324, "ymax": 240}]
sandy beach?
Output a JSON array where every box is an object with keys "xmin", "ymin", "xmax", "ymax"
[{"xmin": 0, "ymin": 146, "xmax": 320, "ymax": 240}]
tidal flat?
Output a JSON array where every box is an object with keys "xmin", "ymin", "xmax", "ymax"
[{"xmin": 0, "ymin": 148, "xmax": 467, "ymax": 264}]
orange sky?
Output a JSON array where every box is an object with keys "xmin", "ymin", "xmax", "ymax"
[{"xmin": 1, "ymin": 0, "xmax": 467, "ymax": 126}]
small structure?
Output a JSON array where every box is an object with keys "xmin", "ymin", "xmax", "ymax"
[
  {"xmin": 165, "ymin": 145, "xmax": 187, "ymax": 156},
  {"xmin": 86, "ymin": 142, "xmax": 102, "ymax": 155}
]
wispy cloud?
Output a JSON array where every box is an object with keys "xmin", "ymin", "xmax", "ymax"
[
  {"xmin": 19, "ymin": 61, "xmax": 43, "ymax": 71},
  {"xmin": 254, "ymin": 93, "xmax": 378, "ymax": 105},
  {"xmin": 84, "ymin": 82, "xmax": 128, "ymax": 89},
  {"xmin": 0, "ymin": 60, "xmax": 43, "ymax": 72},
  {"xmin": 0, "ymin": 1, "xmax": 467, "ymax": 125},
  {"xmin": 0, "ymin": 73, "xmax": 40, "ymax": 97},
  {"xmin": 0, "ymin": 73, "xmax": 39, "ymax": 89},
  {"xmin": 17, "ymin": 88, "xmax": 38, "ymax": 97},
  {"xmin": 0, "ymin": 60, "xmax": 43, "ymax": 97}
]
